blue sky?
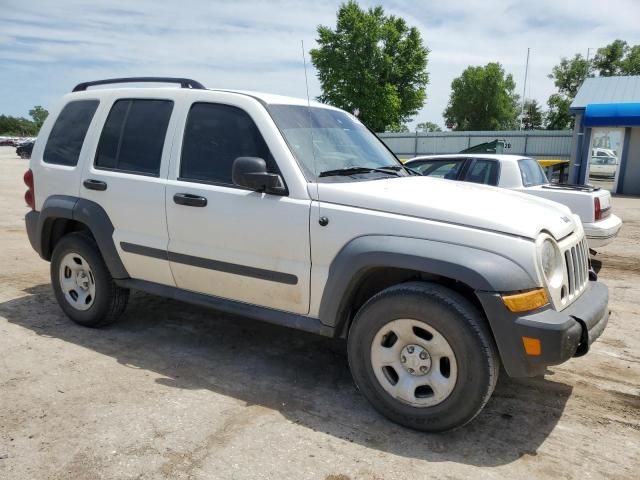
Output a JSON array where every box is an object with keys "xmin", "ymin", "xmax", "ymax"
[{"xmin": 1, "ymin": 0, "xmax": 639, "ymax": 128}]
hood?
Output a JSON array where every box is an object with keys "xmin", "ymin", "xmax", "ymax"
[{"xmin": 313, "ymin": 176, "xmax": 576, "ymax": 240}]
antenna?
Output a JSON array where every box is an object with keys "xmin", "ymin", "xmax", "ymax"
[
  {"xmin": 301, "ymin": 40, "xmax": 322, "ymax": 219},
  {"xmin": 302, "ymin": 40, "xmax": 312, "ymax": 110}
]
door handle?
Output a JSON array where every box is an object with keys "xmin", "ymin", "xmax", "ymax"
[
  {"xmin": 83, "ymin": 179, "xmax": 107, "ymax": 191},
  {"xmin": 173, "ymin": 193, "xmax": 207, "ymax": 207}
]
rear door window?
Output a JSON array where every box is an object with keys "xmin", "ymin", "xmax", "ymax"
[
  {"xmin": 95, "ymin": 99, "xmax": 173, "ymax": 176},
  {"xmin": 462, "ymin": 159, "xmax": 499, "ymax": 186},
  {"xmin": 43, "ymin": 100, "xmax": 99, "ymax": 166}
]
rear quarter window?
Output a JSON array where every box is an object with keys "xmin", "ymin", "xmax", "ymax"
[
  {"xmin": 518, "ymin": 158, "xmax": 548, "ymax": 187},
  {"xmin": 43, "ymin": 100, "xmax": 100, "ymax": 166}
]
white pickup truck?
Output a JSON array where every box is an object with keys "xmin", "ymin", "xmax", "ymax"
[{"xmin": 405, "ymin": 154, "xmax": 623, "ymax": 248}]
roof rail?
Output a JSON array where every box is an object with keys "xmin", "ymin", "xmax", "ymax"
[{"xmin": 72, "ymin": 77, "xmax": 205, "ymax": 92}]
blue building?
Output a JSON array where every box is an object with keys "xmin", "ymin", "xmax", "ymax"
[{"xmin": 569, "ymin": 76, "xmax": 640, "ymax": 195}]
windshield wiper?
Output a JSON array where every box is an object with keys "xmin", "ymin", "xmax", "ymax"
[{"xmin": 318, "ymin": 166, "xmax": 403, "ymax": 178}]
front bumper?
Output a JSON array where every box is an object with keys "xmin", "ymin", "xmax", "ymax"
[
  {"xmin": 477, "ymin": 281, "xmax": 609, "ymax": 377},
  {"xmin": 584, "ymin": 214, "xmax": 622, "ymax": 248}
]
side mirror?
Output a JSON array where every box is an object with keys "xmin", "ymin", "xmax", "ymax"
[{"xmin": 232, "ymin": 157, "xmax": 286, "ymax": 195}]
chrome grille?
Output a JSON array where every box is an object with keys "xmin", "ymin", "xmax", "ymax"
[{"xmin": 562, "ymin": 237, "xmax": 589, "ymax": 303}]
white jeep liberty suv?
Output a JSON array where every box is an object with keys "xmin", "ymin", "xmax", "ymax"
[{"xmin": 24, "ymin": 78, "xmax": 609, "ymax": 432}]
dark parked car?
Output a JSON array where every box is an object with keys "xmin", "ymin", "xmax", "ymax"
[
  {"xmin": 16, "ymin": 141, "xmax": 35, "ymax": 159},
  {"xmin": 0, "ymin": 138, "xmax": 17, "ymax": 147}
]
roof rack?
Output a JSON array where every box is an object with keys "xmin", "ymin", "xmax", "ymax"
[{"xmin": 72, "ymin": 77, "xmax": 205, "ymax": 92}]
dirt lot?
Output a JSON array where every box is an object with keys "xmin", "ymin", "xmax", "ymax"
[{"xmin": 0, "ymin": 146, "xmax": 638, "ymax": 479}]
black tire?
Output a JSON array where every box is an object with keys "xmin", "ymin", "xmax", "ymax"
[
  {"xmin": 51, "ymin": 232, "xmax": 129, "ymax": 327},
  {"xmin": 347, "ymin": 281, "xmax": 499, "ymax": 432}
]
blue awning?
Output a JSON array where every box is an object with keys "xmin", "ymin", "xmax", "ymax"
[{"xmin": 584, "ymin": 103, "xmax": 640, "ymax": 127}]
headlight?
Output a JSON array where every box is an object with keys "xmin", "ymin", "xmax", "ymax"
[{"xmin": 539, "ymin": 237, "xmax": 563, "ymax": 287}]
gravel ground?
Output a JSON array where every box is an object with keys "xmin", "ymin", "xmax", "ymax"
[{"xmin": 0, "ymin": 146, "xmax": 638, "ymax": 479}]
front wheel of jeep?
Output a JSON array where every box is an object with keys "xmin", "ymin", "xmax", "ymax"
[{"xmin": 347, "ymin": 281, "xmax": 499, "ymax": 432}]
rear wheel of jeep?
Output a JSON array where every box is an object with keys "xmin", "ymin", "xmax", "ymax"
[
  {"xmin": 347, "ymin": 281, "xmax": 499, "ymax": 432},
  {"xmin": 51, "ymin": 232, "xmax": 129, "ymax": 327}
]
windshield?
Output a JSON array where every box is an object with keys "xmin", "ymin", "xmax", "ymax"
[
  {"xmin": 518, "ymin": 158, "xmax": 548, "ymax": 187},
  {"xmin": 268, "ymin": 104, "xmax": 404, "ymax": 181}
]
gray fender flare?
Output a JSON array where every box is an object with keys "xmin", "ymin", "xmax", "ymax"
[
  {"xmin": 36, "ymin": 195, "xmax": 129, "ymax": 279},
  {"xmin": 317, "ymin": 235, "xmax": 537, "ymax": 329}
]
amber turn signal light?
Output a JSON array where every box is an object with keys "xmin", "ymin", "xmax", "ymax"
[
  {"xmin": 501, "ymin": 288, "xmax": 549, "ymax": 313},
  {"xmin": 522, "ymin": 336, "xmax": 542, "ymax": 356}
]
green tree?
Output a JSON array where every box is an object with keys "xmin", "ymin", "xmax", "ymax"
[
  {"xmin": 548, "ymin": 54, "xmax": 591, "ymax": 98},
  {"xmin": 593, "ymin": 39, "xmax": 628, "ymax": 76},
  {"xmin": 416, "ymin": 121, "xmax": 442, "ymax": 132},
  {"xmin": 443, "ymin": 63, "xmax": 519, "ymax": 131},
  {"xmin": 621, "ymin": 45, "xmax": 640, "ymax": 75},
  {"xmin": 521, "ymin": 99, "xmax": 544, "ymax": 130},
  {"xmin": 386, "ymin": 123, "xmax": 410, "ymax": 133},
  {"xmin": 593, "ymin": 40, "xmax": 640, "ymax": 76},
  {"xmin": 544, "ymin": 54, "xmax": 591, "ymax": 130},
  {"xmin": 0, "ymin": 115, "xmax": 37, "ymax": 136},
  {"xmin": 29, "ymin": 105, "xmax": 48, "ymax": 129},
  {"xmin": 310, "ymin": 1, "xmax": 429, "ymax": 132},
  {"xmin": 545, "ymin": 94, "xmax": 573, "ymax": 130}
]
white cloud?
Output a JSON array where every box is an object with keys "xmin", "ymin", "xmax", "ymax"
[{"xmin": 1, "ymin": 0, "xmax": 639, "ymax": 128}]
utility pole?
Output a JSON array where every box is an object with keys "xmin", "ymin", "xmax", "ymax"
[{"xmin": 519, "ymin": 47, "xmax": 530, "ymax": 131}]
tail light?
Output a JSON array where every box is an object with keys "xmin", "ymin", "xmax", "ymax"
[
  {"xmin": 594, "ymin": 197, "xmax": 601, "ymax": 221},
  {"xmin": 24, "ymin": 169, "xmax": 35, "ymax": 210}
]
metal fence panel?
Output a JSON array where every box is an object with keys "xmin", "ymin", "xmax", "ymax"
[
  {"xmin": 379, "ymin": 136, "xmax": 414, "ymax": 155},
  {"xmin": 417, "ymin": 135, "xmax": 468, "ymax": 154},
  {"xmin": 525, "ymin": 135, "xmax": 572, "ymax": 156},
  {"xmin": 378, "ymin": 130, "xmax": 573, "ymax": 159}
]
